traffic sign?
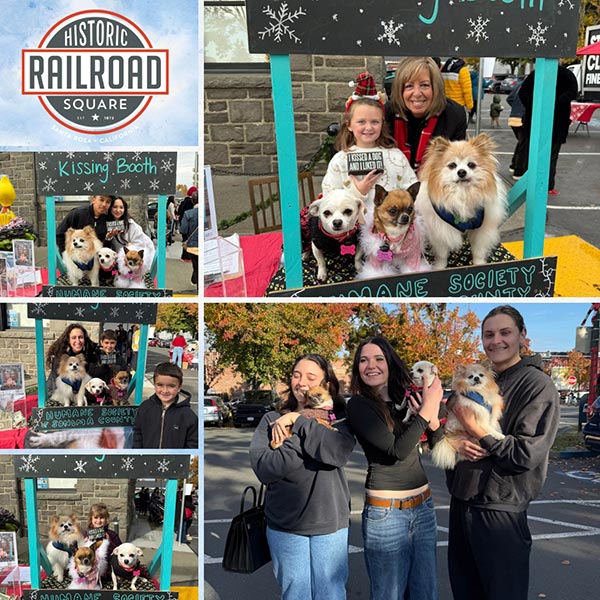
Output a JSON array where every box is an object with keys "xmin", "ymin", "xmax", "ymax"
[{"xmin": 568, "ymin": 375, "xmax": 577, "ymax": 386}]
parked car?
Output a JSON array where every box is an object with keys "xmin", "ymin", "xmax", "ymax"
[
  {"xmin": 204, "ymin": 394, "xmax": 226, "ymax": 427},
  {"xmin": 582, "ymin": 395, "xmax": 600, "ymax": 453},
  {"xmin": 497, "ymin": 75, "xmax": 525, "ymax": 94},
  {"xmin": 233, "ymin": 390, "xmax": 278, "ymax": 428},
  {"xmin": 147, "ymin": 201, "xmax": 158, "ymax": 222},
  {"xmin": 489, "ymin": 73, "xmax": 511, "ymax": 93},
  {"xmin": 419, "ymin": 389, "xmax": 451, "ymax": 443},
  {"xmin": 157, "ymin": 339, "xmax": 171, "ymax": 348},
  {"xmin": 148, "ymin": 337, "xmax": 159, "ymax": 347},
  {"xmin": 578, "ymin": 392, "xmax": 589, "ymax": 431}
]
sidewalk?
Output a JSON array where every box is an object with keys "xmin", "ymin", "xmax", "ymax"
[{"xmin": 34, "ymin": 232, "xmax": 198, "ymax": 296}]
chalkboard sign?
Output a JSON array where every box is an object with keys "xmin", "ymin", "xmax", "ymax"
[
  {"xmin": 23, "ymin": 593, "xmax": 178, "ymax": 600},
  {"xmin": 41, "ymin": 286, "xmax": 173, "ymax": 298},
  {"xmin": 246, "ymin": 0, "xmax": 580, "ymax": 58},
  {"xmin": 347, "ymin": 151, "xmax": 384, "ymax": 176},
  {"xmin": 268, "ymin": 257, "xmax": 557, "ymax": 297},
  {"xmin": 27, "ymin": 302, "xmax": 158, "ymax": 323},
  {"xmin": 35, "ymin": 152, "xmax": 177, "ymax": 195},
  {"xmin": 30, "ymin": 406, "xmax": 138, "ymax": 432},
  {"xmin": 14, "ymin": 454, "xmax": 191, "ymax": 479}
]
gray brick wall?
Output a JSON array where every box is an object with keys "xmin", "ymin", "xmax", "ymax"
[{"xmin": 205, "ymin": 55, "xmax": 385, "ymax": 175}]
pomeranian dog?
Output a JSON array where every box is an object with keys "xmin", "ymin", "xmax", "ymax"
[
  {"xmin": 50, "ymin": 354, "xmax": 91, "ymax": 407},
  {"xmin": 415, "ymin": 133, "xmax": 508, "ymax": 270},
  {"xmin": 97, "ymin": 248, "xmax": 118, "ymax": 286},
  {"xmin": 305, "ymin": 189, "xmax": 367, "ymax": 282},
  {"xmin": 108, "ymin": 370, "xmax": 131, "ymax": 406},
  {"xmin": 358, "ymin": 183, "xmax": 430, "ymax": 280},
  {"xmin": 114, "ymin": 247, "xmax": 149, "ymax": 288},
  {"xmin": 111, "ymin": 543, "xmax": 147, "ymax": 591},
  {"xmin": 431, "ymin": 360, "xmax": 505, "ymax": 469},
  {"xmin": 46, "ymin": 514, "xmax": 85, "ymax": 583},
  {"xmin": 84, "ymin": 377, "xmax": 112, "ymax": 406},
  {"xmin": 63, "ymin": 226, "xmax": 104, "ymax": 286},
  {"xmin": 270, "ymin": 385, "xmax": 337, "ymax": 449},
  {"xmin": 68, "ymin": 538, "xmax": 110, "ymax": 589}
]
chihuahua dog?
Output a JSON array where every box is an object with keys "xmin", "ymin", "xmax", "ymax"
[
  {"xmin": 305, "ymin": 189, "xmax": 367, "ymax": 282},
  {"xmin": 115, "ymin": 248, "xmax": 148, "ymax": 289},
  {"xmin": 358, "ymin": 182, "xmax": 430, "ymax": 279},
  {"xmin": 431, "ymin": 360, "xmax": 504, "ymax": 469},
  {"xmin": 68, "ymin": 538, "xmax": 110, "ymax": 589},
  {"xmin": 84, "ymin": 377, "xmax": 112, "ymax": 406},
  {"xmin": 108, "ymin": 370, "xmax": 131, "ymax": 406},
  {"xmin": 97, "ymin": 248, "xmax": 119, "ymax": 286}
]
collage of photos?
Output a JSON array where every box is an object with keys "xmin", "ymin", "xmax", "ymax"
[
  {"xmin": 0, "ymin": 2, "xmax": 200, "ymax": 600},
  {"xmin": 202, "ymin": 2, "xmax": 600, "ymax": 600}
]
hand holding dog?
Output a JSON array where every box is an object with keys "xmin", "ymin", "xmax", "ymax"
[
  {"xmin": 271, "ymin": 412, "xmax": 300, "ymax": 447},
  {"xmin": 455, "ymin": 438, "xmax": 488, "ymax": 461},
  {"xmin": 417, "ymin": 375, "xmax": 443, "ymax": 424},
  {"xmin": 350, "ymin": 169, "xmax": 381, "ymax": 196},
  {"xmin": 451, "ymin": 403, "xmax": 488, "ymax": 440}
]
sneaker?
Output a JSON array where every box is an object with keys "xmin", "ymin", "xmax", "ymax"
[
  {"xmin": 186, "ymin": 534, "xmax": 193, "ymax": 542},
  {"xmin": 548, "ymin": 189, "xmax": 560, "ymax": 196}
]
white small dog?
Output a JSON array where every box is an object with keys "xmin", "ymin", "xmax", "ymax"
[
  {"xmin": 50, "ymin": 354, "xmax": 91, "ymax": 407},
  {"xmin": 111, "ymin": 543, "xmax": 147, "ymax": 590},
  {"xmin": 411, "ymin": 360, "xmax": 439, "ymax": 389},
  {"xmin": 84, "ymin": 377, "xmax": 112, "ymax": 406},
  {"xmin": 305, "ymin": 190, "xmax": 367, "ymax": 282},
  {"xmin": 97, "ymin": 247, "xmax": 118, "ymax": 285},
  {"xmin": 63, "ymin": 226, "xmax": 103, "ymax": 286}
]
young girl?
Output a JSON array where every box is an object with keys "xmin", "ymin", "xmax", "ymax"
[
  {"xmin": 86, "ymin": 503, "xmax": 122, "ymax": 561},
  {"xmin": 322, "ymin": 77, "xmax": 418, "ymax": 208}
]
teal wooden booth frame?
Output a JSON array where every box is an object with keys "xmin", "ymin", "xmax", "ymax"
[
  {"xmin": 270, "ymin": 55, "xmax": 559, "ymax": 290},
  {"xmin": 45, "ymin": 194, "xmax": 168, "ymax": 288},
  {"xmin": 24, "ymin": 471, "xmax": 179, "ymax": 590}
]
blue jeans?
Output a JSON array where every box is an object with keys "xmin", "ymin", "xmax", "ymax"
[
  {"xmin": 266, "ymin": 526, "xmax": 348, "ymax": 600},
  {"xmin": 171, "ymin": 346, "xmax": 184, "ymax": 367},
  {"xmin": 362, "ymin": 496, "xmax": 437, "ymax": 600}
]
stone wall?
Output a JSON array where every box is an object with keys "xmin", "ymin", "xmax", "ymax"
[
  {"xmin": 0, "ymin": 152, "xmax": 152, "ymax": 246},
  {"xmin": 0, "ymin": 455, "xmax": 132, "ymax": 540},
  {"xmin": 205, "ymin": 55, "xmax": 385, "ymax": 175}
]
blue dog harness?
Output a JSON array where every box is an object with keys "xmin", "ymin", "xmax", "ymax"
[
  {"xmin": 60, "ymin": 377, "xmax": 83, "ymax": 393},
  {"xmin": 73, "ymin": 258, "xmax": 95, "ymax": 271},
  {"xmin": 463, "ymin": 391, "xmax": 493, "ymax": 413},
  {"xmin": 433, "ymin": 205, "xmax": 485, "ymax": 232}
]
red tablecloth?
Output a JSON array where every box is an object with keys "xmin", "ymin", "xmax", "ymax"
[
  {"xmin": 205, "ymin": 232, "xmax": 283, "ymax": 297},
  {"xmin": 0, "ymin": 395, "xmax": 37, "ymax": 448},
  {"xmin": 570, "ymin": 102, "xmax": 600, "ymax": 123}
]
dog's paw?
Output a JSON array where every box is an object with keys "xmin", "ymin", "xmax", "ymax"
[{"xmin": 316, "ymin": 268, "xmax": 328, "ymax": 283}]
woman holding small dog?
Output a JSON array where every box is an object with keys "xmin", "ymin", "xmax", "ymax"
[
  {"xmin": 250, "ymin": 354, "xmax": 355, "ymax": 600},
  {"xmin": 446, "ymin": 305, "xmax": 559, "ymax": 600},
  {"xmin": 46, "ymin": 323, "xmax": 98, "ymax": 398},
  {"xmin": 387, "ymin": 56, "xmax": 468, "ymax": 171},
  {"xmin": 346, "ymin": 336, "xmax": 443, "ymax": 600},
  {"xmin": 322, "ymin": 72, "xmax": 418, "ymax": 208}
]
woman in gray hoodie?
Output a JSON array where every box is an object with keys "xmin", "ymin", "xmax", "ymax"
[{"xmin": 445, "ymin": 305, "xmax": 559, "ymax": 600}]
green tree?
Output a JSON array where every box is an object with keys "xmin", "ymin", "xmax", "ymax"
[
  {"xmin": 156, "ymin": 304, "xmax": 198, "ymax": 336},
  {"xmin": 204, "ymin": 303, "xmax": 356, "ymax": 389}
]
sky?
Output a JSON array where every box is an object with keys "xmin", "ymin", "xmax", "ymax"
[
  {"xmin": 0, "ymin": 0, "xmax": 198, "ymax": 149},
  {"xmin": 448, "ymin": 301, "xmax": 594, "ymax": 353}
]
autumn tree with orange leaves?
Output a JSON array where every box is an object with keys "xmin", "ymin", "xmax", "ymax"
[{"xmin": 204, "ymin": 303, "xmax": 356, "ymax": 389}]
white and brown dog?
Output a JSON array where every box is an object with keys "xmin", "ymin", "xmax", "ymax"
[
  {"xmin": 305, "ymin": 189, "xmax": 367, "ymax": 282},
  {"xmin": 68, "ymin": 538, "xmax": 110, "ymax": 590},
  {"xmin": 358, "ymin": 183, "xmax": 430, "ymax": 280},
  {"xmin": 46, "ymin": 514, "xmax": 85, "ymax": 583},
  {"xmin": 50, "ymin": 354, "xmax": 91, "ymax": 407},
  {"xmin": 63, "ymin": 226, "xmax": 104, "ymax": 286}
]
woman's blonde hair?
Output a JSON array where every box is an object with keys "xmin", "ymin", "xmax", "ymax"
[
  {"xmin": 335, "ymin": 97, "xmax": 396, "ymax": 152},
  {"xmin": 390, "ymin": 57, "xmax": 447, "ymax": 121}
]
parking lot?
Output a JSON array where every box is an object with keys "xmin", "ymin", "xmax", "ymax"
[{"xmin": 204, "ymin": 413, "xmax": 600, "ymax": 600}]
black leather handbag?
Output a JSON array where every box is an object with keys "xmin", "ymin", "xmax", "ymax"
[{"xmin": 222, "ymin": 484, "xmax": 271, "ymax": 573}]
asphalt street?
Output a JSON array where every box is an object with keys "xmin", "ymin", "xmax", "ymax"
[{"xmin": 203, "ymin": 403, "xmax": 600, "ymax": 600}]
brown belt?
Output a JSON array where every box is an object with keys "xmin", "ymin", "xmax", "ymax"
[{"xmin": 365, "ymin": 488, "xmax": 431, "ymax": 510}]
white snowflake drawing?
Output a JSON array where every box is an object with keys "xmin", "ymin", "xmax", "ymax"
[
  {"xmin": 74, "ymin": 460, "xmax": 88, "ymax": 474},
  {"xmin": 19, "ymin": 455, "xmax": 40, "ymax": 473},
  {"xmin": 377, "ymin": 19, "xmax": 404, "ymax": 46},
  {"xmin": 558, "ymin": 0, "xmax": 575, "ymax": 9},
  {"xmin": 110, "ymin": 306, "xmax": 120, "ymax": 318},
  {"xmin": 356, "ymin": 40, "xmax": 362, "ymax": 47},
  {"xmin": 467, "ymin": 15, "xmax": 490, "ymax": 44},
  {"xmin": 259, "ymin": 3, "xmax": 306, "ymax": 44},
  {"xmin": 75, "ymin": 307, "xmax": 85, "ymax": 317},
  {"xmin": 66, "ymin": 151, "xmax": 76, "ymax": 159},
  {"xmin": 103, "ymin": 152, "xmax": 114, "ymax": 162},
  {"xmin": 38, "ymin": 161, "xmax": 47, "ymax": 170},
  {"xmin": 135, "ymin": 310, "xmax": 145, "ymax": 319},
  {"xmin": 83, "ymin": 181, "xmax": 94, "ymax": 192},
  {"xmin": 332, "ymin": 14, "xmax": 338, "ymax": 21},
  {"xmin": 42, "ymin": 177, "xmax": 57, "ymax": 192},
  {"xmin": 160, "ymin": 159, "xmax": 174, "ymax": 173},
  {"xmin": 149, "ymin": 179, "xmax": 160, "ymax": 191},
  {"xmin": 121, "ymin": 178, "xmax": 131, "ymax": 190},
  {"xmin": 527, "ymin": 21, "xmax": 549, "ymax": 48},
  {"xmin": 31, "ymin": 303, "xmax": 48, "ymax": 316},
  {"xmin": 121, "ymin": 457, "xmax": 135, "ymax": 471},
  {"xmin": 132, "ymin": 152, "xmax": 143, "ymax": 161},
  {"xmin": 157, "ymin": 459, "xmax": 171, "ymax": 473},
  {"xmin": 538, "ymin": 258, "xmax": 556, "ymax": 295}
]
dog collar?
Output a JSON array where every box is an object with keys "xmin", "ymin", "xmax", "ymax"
[
  {"xmin": 125, "ymin": 271, "xmax": 138, "ymax": 279},
  {"xmin": 317, "ymin": 221, "xmax": 359, "ymax": 245},
  {"xmin": 52, "ymin": 541, "xmax": 74, "ymax": 556},
  {"xmin": 61, "ymin": 377, "xmax": 83, "ymax": 393},
  {"xmin": 433, "ymin": 204, "xmax": 485, "ymax": 232},
  {"xmin": 100, "ymin": 264, "xmax": 118, "ymax": 275},
  {"xmin": 375, "ymin": 222, "xmax": 415, "ymax": 262},
  {"xmin": 73, "ymin": 258, "xmax": 95, "ymax": 271},
  {"xmin": 464, "ymin": 391, "xmax": 492, "ymax": 412}
]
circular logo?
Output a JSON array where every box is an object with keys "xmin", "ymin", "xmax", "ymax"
[{"xmin": 23, "ymin": 9, "xmax": 168, "ymax": 134}]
